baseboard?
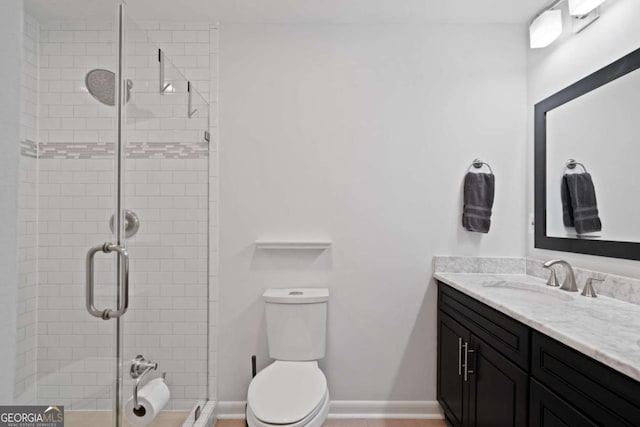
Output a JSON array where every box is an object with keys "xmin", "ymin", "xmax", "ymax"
[
  {"xmin": 328, "ymin": 401, "xmax": 443, "ymax": 419},
  {"xmin": 217, "ymin": 402, "xmax": 247, "ymax": 419},
  {"xmin": 216, "ymin": 401, "xmax": 443, "ymax": 419}
]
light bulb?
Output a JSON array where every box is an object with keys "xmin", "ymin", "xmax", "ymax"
[
  {"xmin": 529, "ymin": 9, "xmax": 563, "ymax": 49},
  {"xmin": 568, "ymin": 0, "xmax": 607, "ymax": 16}
]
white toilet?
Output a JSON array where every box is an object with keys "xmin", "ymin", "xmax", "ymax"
[{"xmin": 246, "ymin": 288, "xmax": 330, "ymax": 427}]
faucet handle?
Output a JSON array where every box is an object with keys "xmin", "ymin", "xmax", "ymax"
[
  {"xmin": 581, "ymin": 278, "xmax": 603, "ymax": 298},
  {"xmin": 543, "ymin": 264, "xmax": 560, "ymax": 287}
]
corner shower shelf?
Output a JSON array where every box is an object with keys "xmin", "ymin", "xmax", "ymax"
[{"xmin": 254, "ymin": 240, "xmax": 332, "ymax": 250}]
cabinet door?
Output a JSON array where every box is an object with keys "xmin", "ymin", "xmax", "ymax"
[
  {"xmin": 530, "ymin": 379, "xmax": 598, "ymax": 427},
  {"xmin": 467, "ymin": 336, "xmax": 528, "ymax": 427},
  {"xmin": 532, "ymin": 331, "xmax": 640, "ymax": 426},
  {"xmin": 438, "ymin": 310, "xmax": 471, "ymax": 427}
]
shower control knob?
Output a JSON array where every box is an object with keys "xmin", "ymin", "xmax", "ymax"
[{"xmin": 110, "ymin": 209, "xmax": 140, "ymax": 238}]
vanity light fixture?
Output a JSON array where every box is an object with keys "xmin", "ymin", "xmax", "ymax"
[
  {"xmin": 529, "ymin": 8, "xmax": 563, "ymax": 49},
  {"xmin": 529, "ymin": 0, "xmax": 607, "ymax": 49},
  {"xmin": 568, "ymin": 0, "xmax": 607, "ymax": 16}
]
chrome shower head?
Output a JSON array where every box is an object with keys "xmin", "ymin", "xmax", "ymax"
[{"xmin": 85, "ymin": 68, "xmax": 132, "ymax": 106}]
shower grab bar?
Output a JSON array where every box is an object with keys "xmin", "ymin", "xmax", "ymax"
[
  {"xmin": 159, "ymin": 49, "xmax": 171, "ymax": 94},
  {"xmin": 86, "ymin": 242, "xmax": 129, "ymax": 320}
]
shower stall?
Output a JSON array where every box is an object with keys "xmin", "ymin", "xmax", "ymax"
[{"xmin": 15, "ymin": 1, "xmax": 216, "ymax": 426}]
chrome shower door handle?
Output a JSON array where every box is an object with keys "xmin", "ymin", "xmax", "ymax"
[{"xmin": 86, "ymin": 242, "xmax": 130, "ymax": 320}]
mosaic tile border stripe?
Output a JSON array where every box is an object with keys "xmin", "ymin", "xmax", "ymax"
[
  {"xmin": 20, "ymin": 140, "xmax": 38, "ymax": 158},
  {"xmin": 30, "ymin": 142, "xmax": 209, "ymax": 159}
]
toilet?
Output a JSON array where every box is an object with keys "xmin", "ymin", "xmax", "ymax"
[{"xmin": 246, "ymin": 288, "xmax": 330, "ymax": 427}]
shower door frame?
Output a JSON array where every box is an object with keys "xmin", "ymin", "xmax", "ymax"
[
  {"xmin": 84, "ymin": 3, "xmax": 128, "ymax": 426},
  {"xmin": 84, "ymin": 4, "xmax": 211, "ymax": 424},
  {"xmin": 114, "ymin": 3, "xmax": 126, "ymax": 427}
]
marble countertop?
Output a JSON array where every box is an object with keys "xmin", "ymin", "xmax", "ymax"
[{"xmin": 434, "ymin": 272, "xmax": 640, "ymax": 382}]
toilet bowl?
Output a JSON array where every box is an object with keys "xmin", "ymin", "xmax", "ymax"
[
  {"xmin": 246, "ymin": 361, "xmax": 329, "ymax": 427},
  {"xmin": 246, "ymin": 288, "xmax": 330, "ymax": 427}
]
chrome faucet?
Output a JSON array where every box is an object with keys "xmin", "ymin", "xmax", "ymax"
[{"xmin": 543, "ymin": 260, "xmax": 579, "ymax": 292}]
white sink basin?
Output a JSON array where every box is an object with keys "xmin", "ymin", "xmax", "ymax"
[{"xmin": 481, "ymin": 280, "xmax": 575, "ymax": 303}]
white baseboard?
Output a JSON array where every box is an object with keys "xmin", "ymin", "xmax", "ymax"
[
  {"xmin": 216, "ymin": 402, "xmax": 247, "ymax": 419},
  {"xmin": 328, "ymin": 401, "xmax": 443, "ymax": 419},
  {"xmin": 216, "ymin": 401, "xmax": 443, "ymax": 420}
]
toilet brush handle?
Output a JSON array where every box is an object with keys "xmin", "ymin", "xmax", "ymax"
[{"xmin": 252, "ymin": 355, "xmax": 257, "ymax": 378}]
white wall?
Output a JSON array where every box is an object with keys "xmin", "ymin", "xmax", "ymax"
[
  {"xmin": 219, "ymin": 23, "xmax": 528, "ymax": 403},
  {"xmin": 527, "ymin": 0, "xmax": 640, "ymax": 277},
  {"xmin": 0, "ymin": 0, "xmax": 23, "ymax": 404}
]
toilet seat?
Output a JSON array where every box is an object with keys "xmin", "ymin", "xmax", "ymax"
[
  {"xmin": 247, "ymin": 361, "xmax": 328, "ymax": 425},
  {"xmin": 246, "ymin": 389, "xmax": 329, "ymax": 427}
]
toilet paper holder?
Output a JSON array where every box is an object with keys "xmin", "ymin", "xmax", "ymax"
[{"xmin": 130, "ymin": 354, "xmax": 166, "ymax": 410}]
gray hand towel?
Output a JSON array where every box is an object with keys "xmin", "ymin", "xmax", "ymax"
[
  {"xmin": 561, "ymin": 175, "xmax": 574, "ymax": 227},
  {"xmin": 565, "ymin": 172, "xmax": 602, "ymax": 234},
  {"xmin": 462, "ymin": 172, "xmax": 495, "ymax": 233}
]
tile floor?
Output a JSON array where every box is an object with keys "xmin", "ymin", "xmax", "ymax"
[{"xmin": 216, "ymin": 419, "xmax": 447, "ymax": 427}]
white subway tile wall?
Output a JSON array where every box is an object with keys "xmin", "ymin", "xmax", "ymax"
[
  {"xmin": 15, "ymin": 13, "xmax": 39, "ymax": 403},
  {"xmin": 122, "ymin": 157, "xmax": 209, "ymax": 409},
  {"xmin": 21, "ymin": 15, "xmax": 39, "ymax": 145},
  {"xmin": 17, "ymin": 16, "xmax": 220, "ymax": 411}
]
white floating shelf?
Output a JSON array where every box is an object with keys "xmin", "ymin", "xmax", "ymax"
[{"xmin": 255, "ymin": 240, "xmax": 332, "ymax": 250}]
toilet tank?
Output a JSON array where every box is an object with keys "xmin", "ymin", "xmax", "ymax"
[{"xmin": 263, "ymin": 288, "xmax": 329, "ymax": 361}]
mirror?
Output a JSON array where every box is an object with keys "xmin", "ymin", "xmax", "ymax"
[{"xmin": 535, "ymin": 47, "xmax": 640, "ymax": 261}]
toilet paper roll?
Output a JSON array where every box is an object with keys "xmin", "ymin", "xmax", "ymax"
[{"xmin": 125, "ymin": 378, "xmax": 171, "ymax": 427}]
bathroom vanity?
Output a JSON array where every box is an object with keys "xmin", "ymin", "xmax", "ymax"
[{"xmin": 434, "ymin": 273, "xmax": 640, "ymax": 427}]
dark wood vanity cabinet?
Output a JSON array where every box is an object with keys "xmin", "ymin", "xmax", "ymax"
[
  {"xmin": 531, "ymin": 331, "xmax": 640, "ymax": 426},
  {"xmin": 438, "ymin": 311, "xmax": 470, "ymax": 426},
  {"xmin": 529, "ymin": 379, "xmax": 598, "ymax": 427},
  {"xmin": 437, "ymin": 281, "xmax": 640, "ymax": 427},
  {"xmin": 438, "ymin": 284, "xmax": 529, "ymax": 427}
]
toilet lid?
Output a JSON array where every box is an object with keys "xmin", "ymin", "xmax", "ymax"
[{"xmin": 248, "ymin": 361, "xmax": 327, "ymax": 424}]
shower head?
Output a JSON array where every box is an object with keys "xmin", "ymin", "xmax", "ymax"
[{"xmin": 85, "ymin": 69, "xmax": 133, "ymax": 106}]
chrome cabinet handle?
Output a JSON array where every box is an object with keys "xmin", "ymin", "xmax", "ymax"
[
  {"xmin": 86, "ymin": 242, "xmax": 129, "ymax": 320},
  {"xmin": 458, "ymin": 337, "xmax": 463, "ymax": 376},
  {"xmin": 463, "ymin": 343, "xmax": 476, "ymax": 382},
  {"xmin": 462, "ymin": 342, "xmax": 468, "ymax": 381},
  {"xmin": 466, "ymin": 348, "xmax": 475, "ymax": 380}
]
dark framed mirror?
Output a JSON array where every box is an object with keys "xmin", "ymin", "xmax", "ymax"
[{"xmin": 535, "ymin": 46, "xmax": 640, "ymax": 261}]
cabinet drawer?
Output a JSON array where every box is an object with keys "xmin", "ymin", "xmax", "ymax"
[
  {"xmin": 530, "ymin": 378, "xmax": 598, "ymax": 427},
  {"xmin": 532, "ymin": 331, "xmax": 640, "ymax": 426},
  {"xmin": 438, "ymin": 282, "xmax": 530, "ymax": 370}
]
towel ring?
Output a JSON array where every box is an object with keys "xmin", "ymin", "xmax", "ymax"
[
  {"xmin": 468, "ymin": 158, "xmax": 494, "ymax": 174},
  {"xmin": 565, "ymin": 158, "xmax": 588, "ymax": 173}
]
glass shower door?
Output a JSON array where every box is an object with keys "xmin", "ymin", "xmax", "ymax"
[
  {"xmin": 118, "ymin": 9, "xmax": 210, "ymax": 426},
  {"xmin": 27, "ymin": 3, "xmax": 210, "ymax": 426},
  {"xmin": 80, "ymin": 3, "xmax": 129, "ymax": 426},
  {"xmin": 30, "ymin": 3, "xmax": 123, "ymax": 427}
]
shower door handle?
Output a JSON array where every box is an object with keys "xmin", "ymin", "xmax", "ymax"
[{"xmin": 86, "ymin": 243, "xmax": 130, "ymax": 320}]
